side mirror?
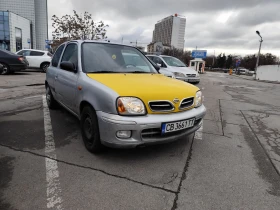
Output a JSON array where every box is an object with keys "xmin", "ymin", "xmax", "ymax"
[
  {"xmin": 60, "ymin": 61, "xmax": 77, "ymax": 73},
  {"xmin": 154, "ymin": 64, "xmax": 160, "ymax": 71}
]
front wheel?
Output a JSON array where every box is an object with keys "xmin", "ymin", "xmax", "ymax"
[
  {"xmin": 81, "ymin": 106, "xmax": 104, "ymax": 153},
  {"xmin": 41, "ymin": 63, "xmax": 50, "ymax": 73}
]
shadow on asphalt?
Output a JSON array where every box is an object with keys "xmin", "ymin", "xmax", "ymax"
[{"xmin": 50, "ymin": 106, "xmax": 191, "ymax": 158}]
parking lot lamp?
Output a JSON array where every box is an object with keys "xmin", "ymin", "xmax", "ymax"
[{"xmin": 255, "ymin": 31, "xmax": 263, "ymax": 79}]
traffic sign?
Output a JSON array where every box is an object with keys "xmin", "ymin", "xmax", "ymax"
[
  {"xmin": 192, "ymin": 50, "xmax": 207, "ymax": 58},
  {"xmin": 27, "ymin": 38, "xmax": 31, "ymax": 44}
]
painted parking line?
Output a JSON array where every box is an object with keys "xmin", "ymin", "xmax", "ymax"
[
  {"xmin": 194, "ymin": 120, "xmax": 203, "ymax": 140},
  {"xmin": 42, "ymin": 95, "xmax": 64, "ymax": 210}
]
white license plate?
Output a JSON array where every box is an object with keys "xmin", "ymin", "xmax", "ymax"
[{"xmin": 161, "ymin": 118, "xmax": 195, "ymax": 134}]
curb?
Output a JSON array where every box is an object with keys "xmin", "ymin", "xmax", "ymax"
[{"xmin": 232, "ymin": 75, "xmax": 280, "ymax": 84}]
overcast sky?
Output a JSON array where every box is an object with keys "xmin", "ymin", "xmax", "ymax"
[{"xmin": 48, "ymin": 0, "xmax": 280, "ymax": 56}]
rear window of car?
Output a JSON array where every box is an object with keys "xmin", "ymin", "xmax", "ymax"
[{"xmin": 30, "ymin": 51, "xmax": 45, "ymax": 56}]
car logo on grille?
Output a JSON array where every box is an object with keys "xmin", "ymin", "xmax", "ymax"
[{"xmin": 173, "ymin": 98, "xmax": 180, "ymax": 104}]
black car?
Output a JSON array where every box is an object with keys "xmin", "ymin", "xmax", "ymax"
[{"xmin": 0, "ymin": 49, "xmax": 29, "ymax": 75}]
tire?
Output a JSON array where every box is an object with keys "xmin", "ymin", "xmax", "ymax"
[
  {"xmin": 46, "ymin": 85, "xmax": 59, "ymax": 109},
  {"xmin": 0, "ymin": 63, "xmax": 10, "ymax": 75},
  {"xmin": 81, "ymin": 106, "xmax": 104, "ymax": 153},
  {"xmin": 41, "ymin": 62, "xmax": 50, "ymax": 73}
]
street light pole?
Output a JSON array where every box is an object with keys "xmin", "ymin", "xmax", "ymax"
[{"xmin": 255, "ymin": 31, "xmax": 263, "ymax": 79}]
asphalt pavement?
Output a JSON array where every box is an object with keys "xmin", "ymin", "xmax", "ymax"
[{"xmin": 0, "ymin": 71, "xmax": 280, "ymax": 210}]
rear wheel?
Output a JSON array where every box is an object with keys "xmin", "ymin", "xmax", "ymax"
[
  {"xmin": 81, "ymin": 106, "xmax": 104, "ymax": 153},
  {"xmin": 41, "ymin": 62, "xmax": 50, "ymax": 73},
  {"xmin": 0, "ymin": 63, "xmax": 10, "ymax": 75},
  {"xmin": 46, "ymin": 85, "xmax": 58, "ymax": 109}
]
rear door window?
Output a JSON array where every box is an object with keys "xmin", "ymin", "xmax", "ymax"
[{"xmin": 30, "ymin": 51, "xmax": 44, "ymax": 56}]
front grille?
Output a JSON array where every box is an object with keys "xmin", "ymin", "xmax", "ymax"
[
  {"xmin": 149, "ymin": 101, "xmax": 174, "ymax": 112},
  {"xmin": 180, "ymin": 97, "xmax": 194, "ymax": 109},
  {"xmin": 187, "ymin": 74, "xmax": 196, "ymax": 77}
]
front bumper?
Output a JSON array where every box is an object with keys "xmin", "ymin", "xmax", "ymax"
[
  {"xmin": 96, "ymin": 105, "xmax": 206, "ymax": 148},
  {"xmin": 176, "ymin": 76, "xmax": 200, "ymax": 83}
]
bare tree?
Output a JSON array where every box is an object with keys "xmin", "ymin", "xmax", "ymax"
[{"xmin": 51, "ymin": 10, "xmax": 108, "ymax": 49}]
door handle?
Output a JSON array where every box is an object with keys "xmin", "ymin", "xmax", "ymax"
[{"xmin": 55, "ymin": 75, "xmax": 58, "ymax": 80}]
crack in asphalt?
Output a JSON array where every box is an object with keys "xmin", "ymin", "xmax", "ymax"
[
  {"xmin": 202, "ymin": 132, "xmax": 231, "ymax": 138},
  {"xmin": 163, "ymin": 172, "xmax": 179, "ymax": 185},
  {"xmin": 171, "ymin": 136, "xmax": 195, "ymax": 210},
  {"xmin": 0, "ymin": 105, "xmax": 43, "ymax": 116},
  {"xmin": 0, "ymin": 143, "xmax": 178, "ymax": 195},
  {"xmin": 240, "ymin": 111, "xmax": 280, "ymax": 177},
  {"xmin": 218, "ymin": 99, "xmax": 225, "ymax": 136}
]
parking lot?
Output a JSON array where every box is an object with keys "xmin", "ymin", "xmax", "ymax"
[{"xmin": 0, "ymin": 71, "xmax": 280, "ymax": 210}]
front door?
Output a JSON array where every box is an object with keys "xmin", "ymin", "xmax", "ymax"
[{"xmin": 55, "ymin": 43, "xmax": 79, "ymax": 112}]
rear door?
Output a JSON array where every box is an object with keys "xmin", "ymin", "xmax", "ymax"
[
  {"xmin": 55, "ymin": 43, "xmax": 79, "ymax": 111},
  {"xmin": 29, "ymin": 51, "xmax": 45, "ymax": 68}
]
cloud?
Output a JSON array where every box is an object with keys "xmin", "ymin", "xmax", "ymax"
[{"xmin": 48, "ymin": 0, "xmax": 280, "ymax": 55}]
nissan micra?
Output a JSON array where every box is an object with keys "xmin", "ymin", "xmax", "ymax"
[{"xmin": 45, "ymin": 40, "xmax": 206, "ymax": 153}]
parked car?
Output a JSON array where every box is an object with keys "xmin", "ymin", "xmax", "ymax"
[
  {"xmin": 236, "ymin": 68, "xmax": 249, "ymax": 75},
  {"xmin": 16, "ymin": 49, "xmax": 52, "ymax": 72},
  {"xmin": 0, "ymin": 49, "xmax": 29, "ymax": 75},
  {"xmin": 146, "ymin": 55, "xmax": 200, "ymax": 84},
  {"xmin": 146, "ymin": 56, "xmax": 175, "ymax": 78},
  {"xmin": 45, "ymin": 40, "xmax": 206, "ymax": 153}
]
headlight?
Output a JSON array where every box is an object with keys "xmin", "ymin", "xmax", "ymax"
[
  {"xmin": 194, "ymin": 91, "xmax": 203, "ymax": 107},
  {"xmin": 174, "ymin": 72, "xmax": 185, "ymax": 77},
  {"xmin": 117, "ymin": 97, "xmax": 146, "ymax": 115}
]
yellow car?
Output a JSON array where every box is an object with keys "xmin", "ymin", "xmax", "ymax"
[{"xmin": 45, "ymin": 40, "xmax": 206, "ymax": 153}]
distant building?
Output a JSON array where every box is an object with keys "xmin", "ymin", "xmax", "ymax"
[
  {"xmin": 147, "ymin": 41, "xmax": 170, "ymax": 55},
  {"xmin": 0, "ymin": 0, "xmax": 48, "ymax": 51},
  {"xmin": 152, "ymin": 14, "xmax": 186, "ymax": 50},
  {"xmin": 0, "ymin": 11, "xmax": 31, "ymax": 51}
]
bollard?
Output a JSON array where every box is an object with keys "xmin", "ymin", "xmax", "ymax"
[{"xmin": 229, "ymin": 69, "xmax": 232, "ymax": 75}]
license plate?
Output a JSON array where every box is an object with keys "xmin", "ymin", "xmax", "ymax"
[{"xmin": 161, "ymin": 118, "xmax": 195, "ymax": 134}]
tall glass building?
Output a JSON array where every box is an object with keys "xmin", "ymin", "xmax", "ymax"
[{"xmin": 0, "ymin": 0, "xmax": 48, "ymax": 51}]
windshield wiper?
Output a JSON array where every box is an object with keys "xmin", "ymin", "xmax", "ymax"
[
  {"xmin": 87, "ymin": 70, "xmax": 118, "ymax": 73},
  {"xmin": 124, "ymin": 71, "xmax": 151, "ymax": 73}
]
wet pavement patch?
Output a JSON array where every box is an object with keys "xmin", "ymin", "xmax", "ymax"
[
  {"xmin": 0, "ymin": 156, "xmax": 15, "ymax": 210},
  {"xmin": 240, "ymin": 125, "xmax": 280, "ymax": 196},
  {"xmin": 0, "ymin": 109, "xmax": 45, "ymax": 150}
]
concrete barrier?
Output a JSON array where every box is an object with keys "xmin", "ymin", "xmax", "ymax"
[{"xmin": 256, "ymin": 65, "xmax": 280, "ymax": 82}]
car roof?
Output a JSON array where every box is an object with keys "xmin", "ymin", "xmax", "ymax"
[
  {"xmin": 146, "ymin": 54, "xmax": 172, "ymax": 58},
  {"xmin": 17, "ymin": 49, "xmax": 48, "ymax": 53},
  {"xmin": 69, "ymin": 40, "xmax": 135, "ymax": 48}
]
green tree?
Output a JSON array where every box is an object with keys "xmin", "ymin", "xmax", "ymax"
[
  {"xmin": 225, "ymin": 55, "xmax": 233, "ymax": 68},
  {"xmin": 51, "ymin": 10, "xmax": 108, "ymax": 49}
]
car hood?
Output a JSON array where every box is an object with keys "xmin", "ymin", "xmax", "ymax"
[
  {"xmin": 87, "ymin": 73, "xmax": 199, "ymax": 114},
  {"xmin": 168, "ymin": 66, "xmax": 198, "ymax": 75}
]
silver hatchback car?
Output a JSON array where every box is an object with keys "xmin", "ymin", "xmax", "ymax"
[{"xmin": 45, "ymin": 40, "xmax": 206, "ymax": 153}]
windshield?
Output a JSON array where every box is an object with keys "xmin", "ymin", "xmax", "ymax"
[
  {"xmin": 82, "ymin": 43, "xmax": 157, "ymax": 73},
  {"xmin": 162, "ymin": 56, "xmax": 186, "ymax": 67}
]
